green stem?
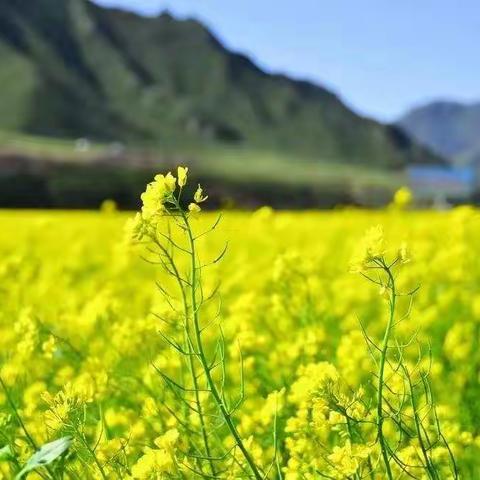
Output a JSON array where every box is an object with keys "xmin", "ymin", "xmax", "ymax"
[
  {"xmin": 345, "ymin": 418, "xmax": 361, "ymax": 480},
  {"xmin": 153, "ymin": 235, "xmax": 217, "ymax": 477},
  {"xmin": 0, "ymin": 376, "xmax": 38, "ymax": 450},
  {"xmin": 0, "ymin": 376, "xmax": 57, "ymax": 480},
  {"xmin": 73, "ymin": 424, "xmax": 107, "ymax": 480},
  {"xmin": 182, "ymin": 211, "xmax": 263, "ymax": 480},
  {"xmin": 184, "ymin": 329, "xmax": 217, "ymax": 477},
  {"xmin": 404, "ymin": 367, "xmax": 439, "ymax": 479},
  {"xmin": 376, "ymin": 264, "xmax": 395, "ymax": 480}
]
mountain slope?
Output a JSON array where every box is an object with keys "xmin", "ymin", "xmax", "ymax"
[
  {"xmin": 0, "ymin": 0, "xmax": 439, "ymax": 168},
  {"xmin": 398, "ymin": 100, "xmax": 480, "ymax": 165}
]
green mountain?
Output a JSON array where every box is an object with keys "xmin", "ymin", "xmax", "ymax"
[
  {"xmin": 398, "ymin": 100, "xmax": 480, "ymax": 165},
  {"xmin": 0, "ymin": 0, "xmax": 439, "ymax": 168}
]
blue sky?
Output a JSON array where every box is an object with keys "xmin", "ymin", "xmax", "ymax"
[{"xmin": 93, "ymin": 0, "xmax": 479, "ymax": 121}]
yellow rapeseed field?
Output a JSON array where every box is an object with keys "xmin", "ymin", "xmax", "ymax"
[{"xmin": 0, "ymin": 169, "xmax": 478, "ymax": 479}]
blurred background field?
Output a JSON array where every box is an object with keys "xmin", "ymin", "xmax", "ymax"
[{"xmin": 0, "ymin": 130, "xmax": 405, "ymax": 208}]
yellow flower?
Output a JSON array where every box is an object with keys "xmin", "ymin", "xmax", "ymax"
[
  {"xmin": 362, "ymin": 225, "xmax": 385, "ymax": 260},
  {"xmin": 177, "ymin": 166, "xmax": 188, "ymax": 187},
  {"xmin": 141, "ymin": 182, "xmax": 166, "ymax": 220},
  {"xmin": 194, "ymin": 184, "xmax": 208, "ymax": 203},
  {"xmin": 100, "ymin": 199, "xmax": 117, "ymax": 214},
  {"xmin": 393, "ymin": 186, "xmax": 412, "ymax": 208},
  {"xmin": 154, "ymin": 428, "xmax": 179, "ymax": 450},
  {"xmin": 124, "ymin": 213, "xmax": 147, "ymax": 242},
  {"xmin": 350, "ymin": 225, "xmax": 385, "ymax": 272},
  {"xmin": 96, "ymin": 438, "xmax": 127, "ymax": 464},
  {"xmin": 188, "ymin": 203, "xmax": 201, "ymax": 214},
  {"xmin": 42, "ymin": 336, "xmax": 56, "ymax": 359},
  {"xmin": 327, "ymin": 442, "xmax": 371, "ymax": 478},
  {"xmin": 131, "ymin": 447, "xmax": 174, "ymax": 478},
  {"xmin": 163, "ymin": 172, "xmax": 176, "ymax": 193},
  {"xmin": 398, "ymin": 241, "xmax": 410, "ymax": 263}
]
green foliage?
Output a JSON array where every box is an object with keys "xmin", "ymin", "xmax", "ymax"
[{"xmin": 0, "ymin": 134, "xmax": 406, "ymax": 208}]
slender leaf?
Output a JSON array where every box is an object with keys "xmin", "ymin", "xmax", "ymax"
[
  {"xmin": 15, "ymin": 436, "xmax": 72, "ymax": 479},
  {"xmin": 0, "ymin": 445, "xmax": 14, "ymax": 462}
]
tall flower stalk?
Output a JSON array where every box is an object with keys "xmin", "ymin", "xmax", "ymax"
[
  {"xmin": 353, "ymin": 226, "xmax": 459, "ymax": 479},
  {"xmin": 128, "ymin": 167, "xmax": 264, "ymax": 479}
]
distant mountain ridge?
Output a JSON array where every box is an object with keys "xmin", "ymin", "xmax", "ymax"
[
  {"xmin": 0, "ymin": 0, "xmax": 439, "ymax": 167},
  {"xmin": 398, "ymin": 100, "xmax": 480, "ymax": 165}
]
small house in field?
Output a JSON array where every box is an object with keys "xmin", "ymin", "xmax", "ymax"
[{"xmin": 406, "ymin": 165, "xmax": 475, "ymax": 206}]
